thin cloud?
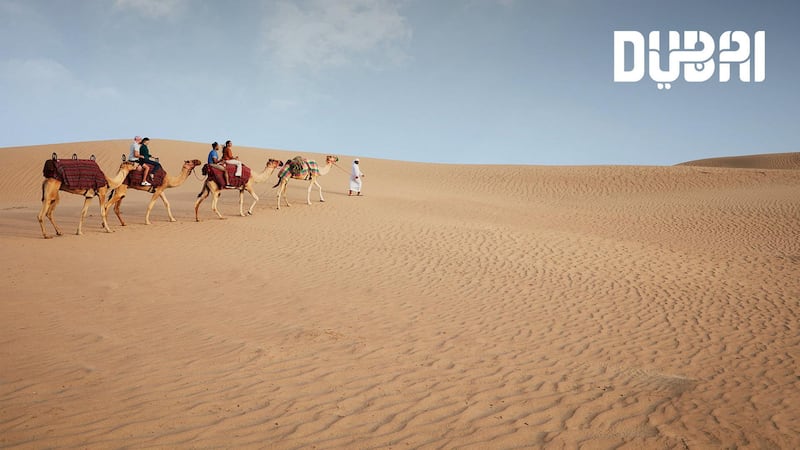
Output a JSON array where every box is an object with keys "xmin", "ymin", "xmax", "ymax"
[
  {"xmin": 0, "ymin": 58, "xmax": 119, "ymax": 100},
  {"xmin": 263, "ymin": 0, "xmax": 412, "ymax": 70}
]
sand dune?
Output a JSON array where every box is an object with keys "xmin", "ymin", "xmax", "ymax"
[
  {"xmin": 679, "ymin": 151, "xmax": 800, "ymax": 170},
  {"xmin": 1, "ymin": 140, "xmax": 798, "ymax": 448}
]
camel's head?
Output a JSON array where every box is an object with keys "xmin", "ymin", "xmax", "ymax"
[
  {"xmin": 185, "ymin": 159, "xmax": 203, "ymax": 169},
  {"xmin": 266, "ymin": 158, "xmax": 284, "ymax": 168},
  {"xmin": 120, "ymin": 160, "xmax": 137, "ymax": 171},
  {"xmin": 326, "ymin": 155, "xmax": 339, "ymax": 164}
]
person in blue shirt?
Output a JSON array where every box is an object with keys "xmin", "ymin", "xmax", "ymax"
[{"xmin": 207, "ymin": 141, "xmax": 230, "ymax": 186}]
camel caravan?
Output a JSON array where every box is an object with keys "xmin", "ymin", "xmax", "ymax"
[{"xmin": 38, "ymin": 143, "xmax": 341, "ymax": 238}]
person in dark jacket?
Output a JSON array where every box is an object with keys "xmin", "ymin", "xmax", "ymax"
[{"xmin": 139, "ymin": 137, "xmax": 162, "ymax": 186}]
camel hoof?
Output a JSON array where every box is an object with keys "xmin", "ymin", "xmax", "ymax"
[
  {"xmin": 320, "ymin": 199, "xmax": 325, "ymax": 202},
  {"xmin": 44, "ymin": 235, "xmax": 53, "ymax": 239},
  {"xmin": 247, "ymin": 211, "xmax": 253, "ymax": 216},
  {"xmin": 169, "ymin": 218, "xmax": 177, "ymax": 222}
]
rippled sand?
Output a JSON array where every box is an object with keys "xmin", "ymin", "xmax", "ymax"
[{"xmin": 1, "ymin": 140, "xmax": 798, "ymax": 448}]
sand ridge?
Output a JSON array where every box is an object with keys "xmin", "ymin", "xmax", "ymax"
[{"xmin": 0, "ymin": 141, "xmax": 798, "ymax": 448}]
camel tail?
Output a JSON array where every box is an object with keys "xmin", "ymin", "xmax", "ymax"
[
  {"xmin": 108, "ymin": 189, "xmax": 116, "ymax": 201},
  {"xmin": 41, "ymin": 179, "xmax": 45, "ymax": 202},
  {"xmin": 272, "ymin": 176, "xmax": 283, "ymax": 189},
  {"xmin": 197, "ymin": 183, "xmax": 209, "ymax": 198}
]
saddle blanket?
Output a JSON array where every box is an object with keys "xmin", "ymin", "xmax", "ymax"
[
  {"xmin": 205, "ymin": 164, "xmax": 251, "ymax": 188},
  {"xmin": 43, "ymin": 158, "xmax": 107, "ymax": 191},
  {"xmin": 125, "ymin": 165, "xmax": 166, "ymax": 188},
  {"xmin": 277, "ymin": 157, "xmax": 319, "ymax": 180}
]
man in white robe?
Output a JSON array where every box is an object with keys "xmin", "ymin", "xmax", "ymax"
[{"xmin": 349, "ymin": 158, "xmax": 364, "ymax": 196}]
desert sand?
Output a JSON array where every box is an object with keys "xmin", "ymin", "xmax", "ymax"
[{"xmin": 0, "ymin": 139, "xmax": 798, "ymax": 448}]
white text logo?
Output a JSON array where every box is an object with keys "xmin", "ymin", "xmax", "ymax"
[{"xmin": 614, "ymin": 31, "xmax": 765, "ymax": 89}]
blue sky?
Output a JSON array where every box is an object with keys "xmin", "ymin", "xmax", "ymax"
[{"xmin": 1, "ymin": 0, "xmax": 797, "ymax": 165}]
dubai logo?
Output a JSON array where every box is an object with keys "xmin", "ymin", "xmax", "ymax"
[{"xmin": 614, "ymin": 31, "xmax": 765, "ymax": 89}]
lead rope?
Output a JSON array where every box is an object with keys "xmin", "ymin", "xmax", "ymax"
[
  {"xmin": 332, "ymin": 162, "xmax": 351, "ymax": 176},
  {"xmin": 192, "ymin": 165, "xmax": 206, "ymax": 181}
]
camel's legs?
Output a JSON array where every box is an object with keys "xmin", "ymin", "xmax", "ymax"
[
  {"xmin": 245, "ymin": 187, "xmax": 259, "ymax": 216},
  {"xmin": 111, "ymin": 197, "xmax": 126, "ymax": 226},
  {"xmin": 144, "ymin": 191, "xmax": 172, "ymax": 225},
  {"xmin": 276, "ymin": 181, "xmax": 283, "ymax": 210},
  {"xmin": 314, "ymin": 177, "xmax": 325, "ymax": 202},
  {"xmin": 277, "ymin": 181, "xmax": 292, "ymax": 210},
  {"xmin": 49, "ymin": 194, "xmax": 63, "ymax": 234},
  {"xmin": 160, "ymin": 192, "xmax": 176, "ymax": 222},
  {"xmin": 37, "ymin": 202, "xmax": 51, "ymax": 238},
  {"xmin": 38, "ymin": 188, "xmax": 61, "ymax": 239},
  {"xmin": 144, "ymin": 194, "xmax": 157, "ymax": 225},
  {"xmin": 283, "ymin": 183, "xmax": 292, "ymax": 208},
  {"xmin": 107, "ymin": 186, "xmax": 128, "ymax": 226},
  {"xmin": 210, "ymin": 191, "xmax": 226, "ymax": 219},
  {"xmin": 98, "ymin": 194, "xmax": 111, "ymax": 233},
  {"xmin": 195, "ymin": 184, "xmax": 225, "ymax": 221},
  {"xmin": 304, "ymin": 177, "xmax": 324, "ymax": 205},
  {"xmin": 76, "ymin": 196, "xmax": 93, "ymax": 235},
  {"xmin": 194, "ymin": 185, "xmax": 210, "ymax": 221}
]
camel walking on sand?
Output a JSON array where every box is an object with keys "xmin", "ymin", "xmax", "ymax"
[
  {"xmin": 38, "ymin": 160, "xmax": 137, "ymax": 239},
  {"xmin": 194, "ymin": 158, "xmax": 284, "ymax": 221},
  {"xmin": 106, "ymin": 159, "xmax": 203, "ymax": 226},
  {"xmin": 274, "ymin": 155, "xmax": 338, "ymax": 210}
]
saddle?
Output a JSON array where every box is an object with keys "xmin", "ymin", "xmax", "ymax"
[
  {"xmin": 42, "ymin": 153, "xmax": 107, "ymax": 191},
  {"xmin": 277, "ymin": 157, "xmax": 319, "ymax": 181},
  {"xmin": 203, "ymin": 164, "xmax": 252, "ymax": 189},
  {"xmin": 125, "ymin": 165, "xmax": 166, "ymax": 188}
]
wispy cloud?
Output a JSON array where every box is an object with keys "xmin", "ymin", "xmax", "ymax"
[
  {"xmin": 0, "ymin": 58, "xmax": 120, "ymax": 100},
  {"xmin": 262, "ymin": 0, "xmax": 412, "ymax": 70},
  {"xmin": 114, "ymin": 0, "xmax": 185, "ymax": 18}
]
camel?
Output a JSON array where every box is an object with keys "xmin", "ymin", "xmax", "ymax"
[
  {"xmin": 274, "ymin": 155, "xmax": 338, "ymax": 210},
  {"xmin": 38, "ymin": 159, "xmax": 137, "ymax": 239},
  {"xmin": 194, "ymin": 158, "xmax": 284, "ymax": 221},
  {"xmin": 105, "ymin": 159, "xmax": 203, "ymax": 226}
]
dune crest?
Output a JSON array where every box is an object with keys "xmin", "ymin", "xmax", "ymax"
[{"xmin": 678, "ymin": 151, "xmax": 800, "ymax": 170}]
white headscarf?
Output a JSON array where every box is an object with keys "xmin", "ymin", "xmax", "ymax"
[{"xmin": 351, "ymin": 159, "xmax": 362, "ymax": 178}]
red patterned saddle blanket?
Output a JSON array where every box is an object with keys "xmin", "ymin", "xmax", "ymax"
[
  {"xmin": 125, "ymin": 165, "xmax": 166, "ymax": 188},
  {"xmin": 204, "ymin": 164, "xmax": 251, "ymax": 189},
  {"xmin": 42, "ymin": 157, "xmax": 106, "ymax": 191}
]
